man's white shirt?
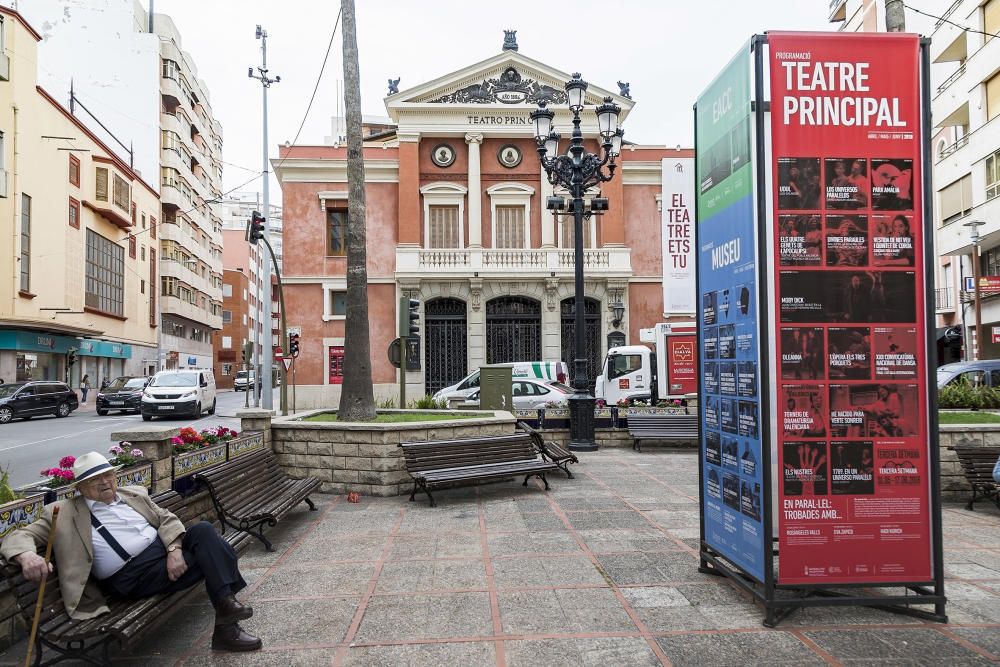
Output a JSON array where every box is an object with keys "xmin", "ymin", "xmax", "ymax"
[{"xmin": 86, "ymin": 496, "xmax": 158, "ymax": 579}]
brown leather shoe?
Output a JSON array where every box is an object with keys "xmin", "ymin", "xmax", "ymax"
[
  {"xmin": 211, "ymin": 623, "xmax": 262, "ymax": 652},
  {"xmin": 215, "ymin": 595, "xmax": 253, "ymax": 626}
]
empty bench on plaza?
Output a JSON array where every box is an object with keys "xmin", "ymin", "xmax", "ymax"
[
  {"xmin": 2, "ymin": 489, "xmax": 252, "ymax": 666},
  {"xmin": 626, "ymin": 413, "xmax": 700, "ymax": 452},
  {"xmin": 949, "ymin": 444, "xmax": 1000, "ymax": 511},
  {"xmin": 192, "ymin": 448, "xmax": 321, "ymax": 552},
  {"xmin": 517, "ymin": 421, "xmax": 578, "ymax": 478},
  {"xmin": 400, "ymin": 433, "xmax": 559, "ymax": 506}
]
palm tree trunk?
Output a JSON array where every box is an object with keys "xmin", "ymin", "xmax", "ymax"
[
  {"xmin": 338, "ymin": 0, "xmax": 376, "ymax": 421},
  {"xmin": 884, "ymin": 0, "xmax": 905, "ymax": 31}
]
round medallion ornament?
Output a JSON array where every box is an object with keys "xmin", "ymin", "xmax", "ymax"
[
  {"xmin": 431, "ymin": 143, "xmax": 456, "ymax": 168},
  {"xmin": 497, "ymin": 144, "xmax": 522, "ymax": 168}
]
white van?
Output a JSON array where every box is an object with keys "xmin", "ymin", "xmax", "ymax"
[
  {"xmin": 141, "ymin": 368, "xmax": 217, "ymax": 421},
  {"xmin": 433, "ymin": 361, "xmax": 568, "ymax": 404}
]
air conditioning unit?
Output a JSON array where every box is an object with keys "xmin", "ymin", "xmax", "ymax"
[{"xmin": 0, "ymin": 169, "xmax": 8, "ymax": 198}]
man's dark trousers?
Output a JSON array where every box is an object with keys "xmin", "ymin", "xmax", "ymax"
[{"xmin": 103, "ymin": 522, "xmax": 246, "ymax": 605}]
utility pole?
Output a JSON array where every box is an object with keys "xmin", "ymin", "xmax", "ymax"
[
  {"xmin": 884, "ymin": 0, "xmax": 905, "ymax": 32},
  {"xmin": 249, "ymin": 25, "xmax": 280, "ymax": 410}
]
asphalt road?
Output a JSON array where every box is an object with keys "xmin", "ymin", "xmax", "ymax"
[{"xmin": 0, "ymin": 390, "xmax": 270, "ymax": 489}]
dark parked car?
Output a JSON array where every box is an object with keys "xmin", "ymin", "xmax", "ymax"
[
  {"xmin": 0, "ymin": 381, "xmax": 79, "ymax": 423},
  {"xmin": 96, "ymin": 376, "xmax": 150, "ymax": 415}
]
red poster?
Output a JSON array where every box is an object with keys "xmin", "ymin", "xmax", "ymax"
[
  {"xmin": 769, "ymin": 33, "xmax": 931, "ymax": 584},
  {"xmin": 668, "ymin": 336, "xmax": 699, "ymax": 395}
]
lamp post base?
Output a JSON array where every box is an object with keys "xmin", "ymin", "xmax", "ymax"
[{"xmin": 567, "ymin": 392, "xmax": 597, "ymax": 452}]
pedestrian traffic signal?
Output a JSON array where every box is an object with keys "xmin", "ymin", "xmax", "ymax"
[
  {"xmin": 288, "ymin": 332, "xmax": 300, "ymax": 358},
  {"xmin": 246, "ymin": 210, "xmax": 266, "ymax": 244},
  {"xmin": 67, "ymin": 347, "xmax": 78, "ymax": 367},
  {"xmin": 398, "ymin": 297, "xmax": 419, "ymax": 339}
]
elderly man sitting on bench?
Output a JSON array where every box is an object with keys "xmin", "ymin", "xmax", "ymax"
[{"xmin": 0, "ymin": 452, "xmax": 262, "ymax": 652}]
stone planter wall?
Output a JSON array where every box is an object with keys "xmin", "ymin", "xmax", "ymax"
[{"xmin": 267, "ymin": 410, "xmax": 517, "ymax": 496}]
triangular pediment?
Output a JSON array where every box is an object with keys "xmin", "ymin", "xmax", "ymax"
[{"xmin": 385, "ymin": 51, "xmax": 633, "ymax": 123}]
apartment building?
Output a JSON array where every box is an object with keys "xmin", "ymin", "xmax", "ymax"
[
  {"xmin": 931, "ymin": 0, "xmax": 1000, "ymax": 361},
  {"xmin": 217, "ymin": 193, "xmax": 283, "ymax": 363},
  {"xmin": 0, "ymin": 7, "xmax": 159, "ymax": 384},
  {"xmin": 16, "ymin": 0, "xmax": 225, "ymax": 371},
  {"xmin": 212, "ymin": 269, "xmax": 250, "ymax": 389}
]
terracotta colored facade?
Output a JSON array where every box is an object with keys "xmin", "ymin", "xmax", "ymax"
[
  {"xmin": 275, "ymin": 44, "xmax": 694, "ymax": 407},
  {"xmin": 212, "ymin": 269, "xmax": 250, "ymax": 389}
]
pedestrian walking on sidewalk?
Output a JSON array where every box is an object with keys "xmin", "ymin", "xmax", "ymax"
[{"xmin": 80, "ymin": 375, "xmax": 91, "ymax": 405}]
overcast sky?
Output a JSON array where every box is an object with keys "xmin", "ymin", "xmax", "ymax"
[{"xmin": 154, "ymin": 0, "xmax": 833, "ymax": 201}]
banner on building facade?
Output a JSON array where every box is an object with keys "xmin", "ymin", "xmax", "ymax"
[
  {"xmin": 696, "ymin": 42, "xmax": 766, "ymax": 583},
  {"xmin": 662, "ymin": 157, "xmax": 695, "ymax": 314},
  {"xmin": 768, "ymin": 32, "xmax": 932, "ymax": 585}
]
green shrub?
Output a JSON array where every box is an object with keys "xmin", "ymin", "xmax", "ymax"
[
  {"xmin": 938, "ymin": 382, "xmax": 1000, "ymax": 409},
  {"xmin": 409, "ymin": 394, "xmax": 447, "ymax": 409},
  {"xmin": 375, "ymin": 396, "xmax": 397, "ymax": 409},
  {"xmin": 0, "ymin": 467, "xmax": 19, "ymax": 504}
]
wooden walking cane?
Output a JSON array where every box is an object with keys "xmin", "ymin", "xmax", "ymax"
[{"xmin": 24, "ymin": 505, "xmax": 59, "ymax": 667}]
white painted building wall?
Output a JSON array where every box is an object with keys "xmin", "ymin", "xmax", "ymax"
[{"xmin": 14, "ymin": 0, "xmax": 161, "ymax": 185}]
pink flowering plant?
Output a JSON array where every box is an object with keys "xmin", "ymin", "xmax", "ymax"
[
  {"xmin": 171, "ymin": 426, "xmax": 239, "ymax": 454},
  {"xmin": 40, "ymin": 455, "xmax": 76, "ymax": 488},
  {"xmin": 108, "ymin": 442, "xmax": 145, "ymax": 467},
  {"xmin": 199, "ymin": 426, "xmax": 238, "ymax": 445}
]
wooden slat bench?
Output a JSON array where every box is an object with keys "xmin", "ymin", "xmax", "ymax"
[
  {"xmin": 401, "ymin": 433, "xmax": 559, "ymax": 506},
  {"xmin": 950, "ymin": 444, "xmax": 1000, "ymax": 511},
  {"xmin": 627, "ymin": 413, "xmax": 700, "ymax": 451},
  {"xmin": 3, "ymin": 489, "xmax": 253, "ymax": 666},
  {"xmin": 192, "ymin": 448, "xmax": 321, "ymax": 552},
  {"xmin": 517, "ymin": 421, "xmax": 578, "ymax": 478}
]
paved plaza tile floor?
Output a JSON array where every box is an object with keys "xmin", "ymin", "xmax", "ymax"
[{"xmin": 3, "ymin": 448, "xmax": 1000, "ymax": 665}]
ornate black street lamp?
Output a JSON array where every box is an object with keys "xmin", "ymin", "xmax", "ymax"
[{"xmin": 531, "ymin": 73, "xmax": 622, "ymax": 451}]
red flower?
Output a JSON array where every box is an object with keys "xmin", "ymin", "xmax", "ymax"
[{"xmin": 59, "ymin": 456, "xmax": 76, "ymax": 469}]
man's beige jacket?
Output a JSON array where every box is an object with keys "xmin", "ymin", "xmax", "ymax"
[{"xmin": 0, "ymin": 486, "xmax": 185, "ymax": 620}]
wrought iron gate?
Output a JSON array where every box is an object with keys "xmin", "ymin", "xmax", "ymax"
[
  {"xmin": 560, "ymin": 297, "xmax": 601, "ymax": 389},
  {"xmin": 424, "ymin": 298, "xmax": 468, "ymax": 396},
  {"xmin": 486, "ymin": 297, "xmax": 541, "ymax": 364}
]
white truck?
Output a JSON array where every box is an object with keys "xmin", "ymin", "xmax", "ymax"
[{"xmin": 595, "ymin": 321, "xmax": 698, "ymax": 405}]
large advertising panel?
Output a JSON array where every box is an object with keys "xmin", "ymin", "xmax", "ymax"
[
  {"xmin": 663, "ymin": 158, "xmax": 696, "ymax": 314},
  {"xmin": 768, "ymin": 32, "xmax": 931, "ymax": 584},
  {"xmin": 697, "ymin": 44, "xmax": 766, "ymax": 582}
]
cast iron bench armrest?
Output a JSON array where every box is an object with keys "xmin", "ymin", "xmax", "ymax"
[
  {"xmin": 192, "ymin": 448, "xmax": 321, "ymax": 552},
  {"xmin": 517, "ymin": 421, "xmax": 578, "ymax": 478},
  {"xmin": 949, "ymin": 444, "xmax": 1000, "ymax": 511}
]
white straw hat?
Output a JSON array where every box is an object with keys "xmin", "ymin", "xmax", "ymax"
[{"xmin": 72, "ymin": 452, "xmax": 122, "ymax": 484}]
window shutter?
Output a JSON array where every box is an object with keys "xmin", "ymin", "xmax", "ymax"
[
  {"xmin": 939, "ymin": 174, "xmax": 972, "ymax": 222},
  {"xmin": 95, "ymin": 168, "xmax": 109, "ymax": 202}
]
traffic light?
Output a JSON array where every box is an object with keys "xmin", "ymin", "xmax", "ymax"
[
  {"xmin": 288, "ymin": 332, "xmax": 300, "ymax": 358},
  {"xmin": 399, "ymin": 297, "xmax": 419, "ymax": 339},
  {"xmin": 67, "ymin": 347, "xmax": 78, "ymax": 367},
  {"xmin": 246, "ymin": 210, "xmax": 265, "ymax": 244}
]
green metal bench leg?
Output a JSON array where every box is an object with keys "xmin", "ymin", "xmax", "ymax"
[
  {"xmin": 409, "ymin": 481, "xmax": 419, "ymax": 501},
  {"xmin": 303, "ymin": 496, "xmax": 317, "ymax": 511},
  {"xmin": 540, "ymin": 473, "xmax": 550, "ymax": 490}
]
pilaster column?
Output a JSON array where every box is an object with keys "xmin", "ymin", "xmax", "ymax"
[
  {"xmin": 398, "ymin": 134, "xmax": 421, "ymax": 245},
  {"xmin": 465, "ymin": 133, "xmax": 483, "ymax": 247},
  {"xmin": 540, "ymin": 163, "xmax": 555, "ymax": 248}
]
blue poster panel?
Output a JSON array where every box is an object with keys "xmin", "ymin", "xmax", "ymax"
[{"xmin": 696, "ymin": 44, "xmax": 766, "ymax": 582}]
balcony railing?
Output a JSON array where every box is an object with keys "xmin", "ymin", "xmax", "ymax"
[
  {"xmin": 937, "ymin": 63, "xmax": 967, "ymax": 95},
  {"xmin": 401, "ymin": 247, "xmax": 630, "ymax": 275},
  {"xmin": 939, "ymin": 134, "xmax": 969, "ymax": 159},
  {"xmin": 935, "ymin": 287, "xmax": 954, "ymax": 311},
  {"xmin": 936, "ymin": 0, "xmax": 963, "ymax": 29},
  {"xmin": 828, "ymin": 0, "xmax": 846, "ymax": 20}
]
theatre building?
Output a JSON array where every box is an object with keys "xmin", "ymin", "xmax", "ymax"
[{"xmin": 275, "ymin": 35, "xmax": 691, "ymax": 406}]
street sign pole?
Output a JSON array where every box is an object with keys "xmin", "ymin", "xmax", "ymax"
[{"xmin": 398, "ymin": 297, "xmax": 406, "ymax": 409}]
